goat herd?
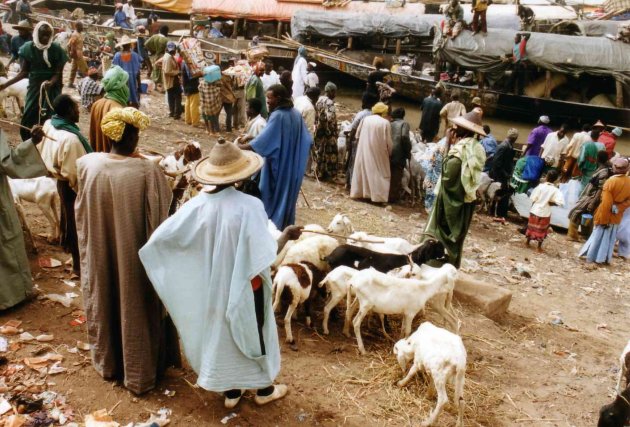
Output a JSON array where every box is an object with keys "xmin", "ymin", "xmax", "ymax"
[
  {"xmin": 268, "ymin": 214, "xmax": 465, "ymax": 426},
  {"xmin": 268, "ymin": 214, "xmax": 630, "ymax": 427}
]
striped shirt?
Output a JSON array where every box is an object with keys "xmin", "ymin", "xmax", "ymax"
[
  {"xmin": 199, "ymin": 80, "xmax": 223, "ymax": 116},
  {"xmin": 78, "ymin": 77, "xmax": 103, "ymax": 110}
]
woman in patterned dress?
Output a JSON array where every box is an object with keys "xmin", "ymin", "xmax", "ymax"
[{"xmin": 313, "ymin": 82, "xmax": 338, "ymax": 181}]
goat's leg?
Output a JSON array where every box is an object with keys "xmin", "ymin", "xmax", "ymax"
[
  {"xmin": 352, "ymin": 307, "xmax": 369, "ymax": 355},
  {"xmin": 429, "ymin": 295, "xmax": 460, "ymax": 332},
  {"xmin": 454, "ymin": 367, "xmax": 466, "ymax": 427},
  {"xmin": 401, "ymin": 314, "xmax": 414, "ymax": 339},
  {"xmin": 343, "ymin": 293, "xmax": 358, "ymax": 338},
  {"xmin": 303, "ymin": 288, "xmax": 313, "ymax": 328},
  {"xmin": 421, "ymin": 372, "xmax": 449, "ymax": 427},
  {"xmin": 284, "ymin": 298, "xmax": 298, "ymax": 344},
  {"xmin": 50, "ymin": 193, "xmax": 61, "ymax": 243},
  {"xmin": 272, "ymin": 280, "xmax": 284, "ymax": 313},
  {"xmin": 322, "ymin": 292, "xmax": 343, "ymax": 335},
  {"xmin": 15, "ymin": 202, "xmax": 36, "ymax": 253},
  {"xmin": 397, "ymin": 362, "xmax": 419, "ymax": 387},
  {"xmin": 39, "ymin": 198, "xmax": 59, "ymax": 243},
  {"xmin": 378, "ymin": 314, "xmax": 393, "ymax": 341}
]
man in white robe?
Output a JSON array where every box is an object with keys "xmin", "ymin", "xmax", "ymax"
[
  {"xmin": 140, "ymin": 139, "xmax": 300, "ymax": 409},
  {"xmin": 350, "ymin": 102, "xmax": 392, "ymax": 203}
]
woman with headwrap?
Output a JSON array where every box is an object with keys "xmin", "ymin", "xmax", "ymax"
[
  {"xmin": 0, "ymin": 21, "xmax": 68, "ymax": 141},
  {"xmin": 245, "ymin": 61, "xmax": 268, "ymax": 119},
  {"xmin": 89, "ymin": 65, "xmax": 129, "ymax": 152},
  {"xmin": 291, "ymin": 46, "xmax": 308, "ymax": 98},
  {"xmin": 350, "ymin": 102, "xmax": 392, "ymax": 204},
  {"xmin": 76, "ymin": 107, "xmax": 181, "ymax": 395},
  {"xmin": 313, "ymin": 81, "xmax": 338, "ymax": 181},
  {"xmin": 422, "ymin": 111, "xmax": 486, "ymax": 268}
]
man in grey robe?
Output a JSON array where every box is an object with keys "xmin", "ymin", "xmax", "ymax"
[{"xmin": 0, "ymin": 126, "xmax": 47, "ymax": 310}]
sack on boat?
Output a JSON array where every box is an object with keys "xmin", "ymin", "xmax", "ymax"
[
  {"xmin": 180, "ymin": 38, "xmax": 206, "ymax": 79},
  {"xmin": 523, "ymin": 73, "xmax": 566, "ymax": 98},
  {"xmin": 588, "ymin": 94, "xmax": 615, "ymax": 107}
]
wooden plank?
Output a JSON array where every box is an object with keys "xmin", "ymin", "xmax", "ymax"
[{"xmin": 616, "ymin": 79, "xmax": 624, "ymax": 108}]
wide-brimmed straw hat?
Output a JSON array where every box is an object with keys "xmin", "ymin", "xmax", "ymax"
[
  {"xmin": 116, "ymin": 35, "xmax": 137, "ymax": 48},
  {"xmin": 192, "ymin": 138, "xmax": 264, "ymax": 185},
  {"xmin": 592, "ymin": 120, "xmax": 605, "ymax": 129},
  {"xmin": 13, "ymin": 20, "xmax": 34, "ymax": 31},
  {"xmin": 450, "ymin": 111, "xmax": 486, "ymax": 137}
]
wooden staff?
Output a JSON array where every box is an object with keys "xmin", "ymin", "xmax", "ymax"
[
  {"xmin": 302, "ymin": 229, "xmax": 385, "ymax": 244},
  {"xmin": 0, "ymin": 119, "xmax": 57, "ymax": 141},
  {"xmin": 300, "ymin": 187, "xmax": 312, "ymax": 209}
]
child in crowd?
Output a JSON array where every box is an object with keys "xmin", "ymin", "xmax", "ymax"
[{"xmin": 525, "ymin": 169, "xmax": 564, "ymax": 251}]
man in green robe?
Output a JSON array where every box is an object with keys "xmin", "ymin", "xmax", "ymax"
[
  {"xmin": 145, "ymin": 25, "xmax": 169, "ymax": 88},
  {"xmin": 0, "ymin": 22, "xmax": 68, "ymax": 141},
  {"xmin": 245, "ymin": 62, "xmax": 268, "ymax": 119},
  {"xmin": 0, "ymin": 125, "xmax": 47, "ymax": 310},
  {"xmin": 424, "ymin": 111, "xmax": 486, "ymax": 268}
]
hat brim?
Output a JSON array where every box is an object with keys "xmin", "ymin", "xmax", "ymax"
[
  {"xmin": 450, "ymin": 116, "xmax": 486, "ymax": 137},
  {"xmin": 13, "ymin": 25, "xmax": 33, "ymax": 30},
  {"xmin": 192, "ymin": 150, "xmax": 264, "ymax": 185},
  {"xmin": 116, "ymin": 38, "xmax": 137, "ymax": 48}
]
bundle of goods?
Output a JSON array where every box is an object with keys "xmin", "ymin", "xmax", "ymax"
[
  {"xmin": 222, "ymin": 61, "xmax": 253, "ymax": 88},
  {"xmin": 180, "ymin": 38, "xmax": 207, "ymax": 78},
  {"xmin": 246, "ymin": 46, "xmax": 269, "ymax": 62}
]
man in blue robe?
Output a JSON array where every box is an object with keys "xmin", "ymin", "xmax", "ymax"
[{"xmin": 239, "ymin": 84, "xmax": 312, "ymax": 229}]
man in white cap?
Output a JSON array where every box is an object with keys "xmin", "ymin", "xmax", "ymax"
[
  {"xmin": 305, "ymin": 62, "xmax": 319, "ymax": 90},
  {"xmin": 598, "ymin": 126, "xmax": 622, "ymax": 158},
  {"xmin": 140, "ymin": 138, "xmax": 301, "ymax": 409},
  {"xmin": 523, "ymin": 115, "xmax": 551, "ymax": 157}
]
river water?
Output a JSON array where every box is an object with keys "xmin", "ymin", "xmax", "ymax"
[{"xmin": 335, "ymin": 91, "xmax": 630, "ymax": 155}]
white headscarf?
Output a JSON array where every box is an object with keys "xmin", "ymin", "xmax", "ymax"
[{"xmin": 33, "ymin": 21, "xmax": 54, "ymax": 68}]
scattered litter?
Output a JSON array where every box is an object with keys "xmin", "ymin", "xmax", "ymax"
[
  {"xmin": 77, "ymin": 341, "xmax": 91, "ymax": 351},
  {"xmin": 44, "ymin": 293, "xmax": 76, "ymax": 308},
  {"xmin": 24, "ymin": 353, "xmax": 64, "ymax": 372},
  {"xmin": 548, "ymin": 311, "xmax": 564, "ymax": 325},
  {"xmin": 38, "ymin": 258, "xmax": 62, "ymax": 268},
  {"xmin": 163, "ymin": 389, "xmax": 176, "ymax": 397},
  {"xmin": 0, "ymin": 398, "xmax": 12, "ymax": 415},
  {"xmin": 69, "ymin": 316, "xmax": 86, "ymax": 327},
  {"xmin": 0, "ymin": 337, "xmax": 7, "ymax": 352},
  {"xmin": 3, "ymin": 320, "xmax": 23, "ymax": 329},
  {"xmin": 85, "ymin": 409, "xmax": 119, "ymax": 427},
  {"xmin": 296, "ymin": 411, "xmax": 310, "ymax": 422},
  {"xmin": 36, "ymin": 334, "xmax": 54, "ymax": 342},
  {"xmin": 0, "ymin": 326, "xmax": 20, "ymax": 335},
  {"xmin": 19, "ymin": 332, "xmax": 35, "ymax": 342},
  {"xmin": 47, "ymin": 361, "xmax": 68, "ymax": 375},
  {"xmin": 3, "ymin": 414, "xmax": 26, "ymax": 426},
  {"xmin": 62, "ymin": 280, "xmax": 76, "ymax": 288},
  {"xmin": 514, "ymin": 263, "xmax": 532, "ymax": 278},
  {"xmin": 221, "ymin": 413, "xmax": 238, "ymax": 424}
]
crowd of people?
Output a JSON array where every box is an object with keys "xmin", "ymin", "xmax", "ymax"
[{"xmin": 0, "ymin": 10, "xmax": 629, "ymax": 415}]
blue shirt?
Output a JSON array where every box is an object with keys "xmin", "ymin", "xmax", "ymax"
[
  {"xmin": 114, "ymin": 10, "xmax": 130, "ymax": 29},
  {"xmin": 480, "ymin": 133, "xmax": 498, "ymax": 172}
]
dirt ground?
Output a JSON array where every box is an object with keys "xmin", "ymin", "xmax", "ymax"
[{"xmin": 1, "ymin": 82, "xmax": 629, "ymax": 427}]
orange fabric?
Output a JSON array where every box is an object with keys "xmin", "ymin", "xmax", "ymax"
[
  {"xmin": 251, "ymin": 275, "xmax": 262, "ymax": 291},
  {"xmin": 190, "ymin": 0, "xmax": 425, "ymax": 22},
  {"xmin": 594, "ymin": 175, "xmax": 630, "ymax": 225},
  {"xmin": 141, "ymin": 0, "xmax": 192, "ymax": 14}
]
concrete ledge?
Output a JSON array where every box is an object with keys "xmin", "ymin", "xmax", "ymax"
[{"xmin": 454, "ymin": 273, "xmax": 512, "ymax": 319}]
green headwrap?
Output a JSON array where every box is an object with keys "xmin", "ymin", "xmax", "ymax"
[
  {"xmin": 102, "ymin": 65, "xmax": 130, "ymax": 107},
  {"xmin": 106, "ymin": 32, "xmax": 115, "ymax": 40}
]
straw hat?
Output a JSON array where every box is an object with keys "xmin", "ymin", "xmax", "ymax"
[
  {"xmin": 13, "ymin": 20, "xmax": 34, "ymax": 31},
  {"xmin": 471, "ymin": 96, "xmax": 482, "ymax": 106},
  {"xmin": 192, "ymin": 138, "xmax": 264, "ymax": 185},
  {"xmin": 592, "ymin": 120, "xmax": 605, "ymax": 129},
  {"xmin": 450, "ymin": 111, "xmax": 486, "ymax": 136},
  {"xmin": 612, "ymin": 157, "xmax": 629, "ymax": 175},
  {"xmin": 116, "ymin": 35, "xmax": 137, "ymax": 48}
]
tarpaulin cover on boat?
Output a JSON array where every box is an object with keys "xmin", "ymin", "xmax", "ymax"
[
  {"xmin": 142, "ymin": 0, "xmax": 192, "ymax": 14},
  {"xmin": 578, "ymin": 19, "xmax": 630, "ymax": 36},
  {"xmin": 435, "ymin": 28, "xmax": 630, "ymax": 84},
  {"xmin": 190, "ymin": 0, "xmax": 425, "ymax": 22}
]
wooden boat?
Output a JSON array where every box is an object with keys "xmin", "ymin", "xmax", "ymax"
[{"xmin": 280, "ymin": 28, "xmax": 630, "ymax": 127}]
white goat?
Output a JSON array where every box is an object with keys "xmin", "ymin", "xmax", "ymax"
[
  {"xmin": 326, "ymin": 213, "xmax": 354, "ymax": 236},
  {"xmin": 281, "ymin": 234, "xmax": 338, "ymax": 272},
  {"xmin": 318, "ymin": 266, "xmax": 359, "ymax": 336},
  {"xmin": 273, "ymin": 223, "xmax": 327, "ymax": 268},
  {"xmin": 348, "ymin": 231, "xmax": 416, "ymax": 255},
  {"xmin": 394, "ymin": 322, "xmax": 466, "ymax": 427},
  {"xmin": 388, "ymin": 263, "xmax": 460, "ymax": 332},
  {"xmin": 272, "ymin": 262, "xmax": 316, "ymax": 344},
  {"xmin": 347, "ymin": 268, "xmax": 456, "ymax": 354},
  {"xmin": 8, "ymin": 177, "xmax": 60, "ymax": 245},
  {"xmin": 616, "ymin": 339, "xmax": 630, "ymax": 394},
  {"xmin": 0, "ymin": 77, "xmax": 27, "ymax": 118}
]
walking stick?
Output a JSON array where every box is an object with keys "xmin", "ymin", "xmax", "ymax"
[
  {"xmin": 300, "ymin": 187, "xmax": 312, "ymax": 209},
  {"xmin": 0, "ymin": 118, "xmax": 58, "ymax": 141}
]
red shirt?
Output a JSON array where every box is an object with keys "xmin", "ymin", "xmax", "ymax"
[{"xmin": 598, "ymin": 131, "xmax": 617, "ymax": 157}]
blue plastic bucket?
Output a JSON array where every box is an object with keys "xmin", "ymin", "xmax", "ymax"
[{"xmin": 581, "ymin": 213, "xmax": 593, "ymax": 227}]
